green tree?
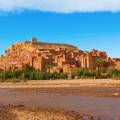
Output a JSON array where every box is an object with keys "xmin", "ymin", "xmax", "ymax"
[
  {"xmin": 22, "ymin": 64, "xmax": 34, "ymax": 80},
  {"xmin": 38, "ymin": 72, "xmax": 47, "ymax": 80},
  {"xmin": 18, "ymin": 73, "xmax": 25, "ymax": 80},
  {"xmin": 72, "ymin": 69, "xmax": 96, "ymax": 79},
  {"xmin": 23, "ymin": 64, "xmax": 33, "ymax": 72},
  {"xmin": 95, "ymin": 58, "xmax": 104, "ymax": 77},
  {"xmin": 29, "ymin": 71, "xmax": 36, "ymax": 80}
]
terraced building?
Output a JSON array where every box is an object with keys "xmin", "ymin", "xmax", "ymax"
[{"xmin": 0, "ymin": 38, "xmax": 120, "ymax": 73}]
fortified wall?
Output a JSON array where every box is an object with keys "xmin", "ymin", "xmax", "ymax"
[{"xmin": 0, "ymin": 38, "xmax": 120, "ymax": 73}]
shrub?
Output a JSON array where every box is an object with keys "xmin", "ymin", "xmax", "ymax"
[
  {"xmin": 29, "ymin": 71, "xmax": 35, "ymax": 80},
  {"xmin": 57, "ymin": 73, "xmax": 68, "ymax": 79},
  {"xmin": 72, "ymin": 69, "xmax": 96, "ymax": 79},
  {"xmin": 38, "ymin": 72, "xmax": 48, "ymax": 80},
  {"xmin": 112, "ymin": 70, "xmax": 120, "ymax": 79},
  {"xmin": 18, "ymin": 73, "xmax": 25, "ymax": 80}
]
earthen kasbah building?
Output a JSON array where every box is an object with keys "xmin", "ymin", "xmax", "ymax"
[{"xmin": 0, "ymin": 38, "xmax": 120, "ymax": 73}]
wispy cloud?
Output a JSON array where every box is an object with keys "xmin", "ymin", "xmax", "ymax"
[{"xmin": 0, "ymin": 0, "xmax": 120, "ymax": 13}]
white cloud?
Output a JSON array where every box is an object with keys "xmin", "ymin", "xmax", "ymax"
[{"xmin": 0, "ymin": 0, "xmax": 120, "ymax": 13}]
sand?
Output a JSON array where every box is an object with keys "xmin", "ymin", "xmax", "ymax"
[
  {"xmin": 0, "ymin": 79, "xmax": 120, "ymax": 88},
  {"xmin": 0, "ymin": 79, "xmax": 120, "ymax": 120},
  {"xmin": 0, "ymin": 105, "xmax": 82, "ymax": 120}
]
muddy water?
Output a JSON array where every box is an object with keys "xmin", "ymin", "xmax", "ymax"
[{"xmin": 0, "ymin": 88, "xmax": 120, "ymax": 120}]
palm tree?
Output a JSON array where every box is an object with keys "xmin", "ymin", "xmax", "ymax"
[{"xmin": 95, "ymin": 58, "xmax": 104, "ymax": 77}]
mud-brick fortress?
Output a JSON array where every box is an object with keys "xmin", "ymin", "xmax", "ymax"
[{"xmin": 0, "ymin": 38, "xmax": 120, "ymax": 73}]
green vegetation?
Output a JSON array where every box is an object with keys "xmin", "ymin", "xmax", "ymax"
[
  {"xmin": 0, "ymin": 64, "xmax": 120, "ymax": 82},
  {"xmin": 71, "ymin": 67, "xmax": 120, "ymax": 80},
  {"xmin": 71, "ymin": 69, "xmax": 96, "ymax": 79},
  {"xmin": 106, "ymin": 67, "xmax": 120, "ymax": 79},
  {"xmin": 0, "ymin": 64, "xmax": 68, "ymax": 82}
]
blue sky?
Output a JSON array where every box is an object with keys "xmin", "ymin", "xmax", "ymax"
[{"xmin": 0, "ymin": 0, "xmax": 120, "ymax": 58}]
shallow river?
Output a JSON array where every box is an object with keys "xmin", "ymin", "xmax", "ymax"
[{"xmin": 0, "ymin": 88, "xmax": 120, "ymax": 120}]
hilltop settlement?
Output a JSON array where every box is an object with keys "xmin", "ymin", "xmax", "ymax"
[{"xmin": 0, "ymin": 38, "xmax": 120, "ymax": 73}]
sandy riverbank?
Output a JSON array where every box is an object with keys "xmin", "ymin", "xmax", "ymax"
[
  {"xmin": 0, "ymin": 79, "xmax": 120, "ymax": 120},
  {"xmin": 0, "ymin": 105, "xmax": 82, "ymax": 120},
  {"xmin": 0, "ymin": 79, "xmax": 120, "ymax": 88}
]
